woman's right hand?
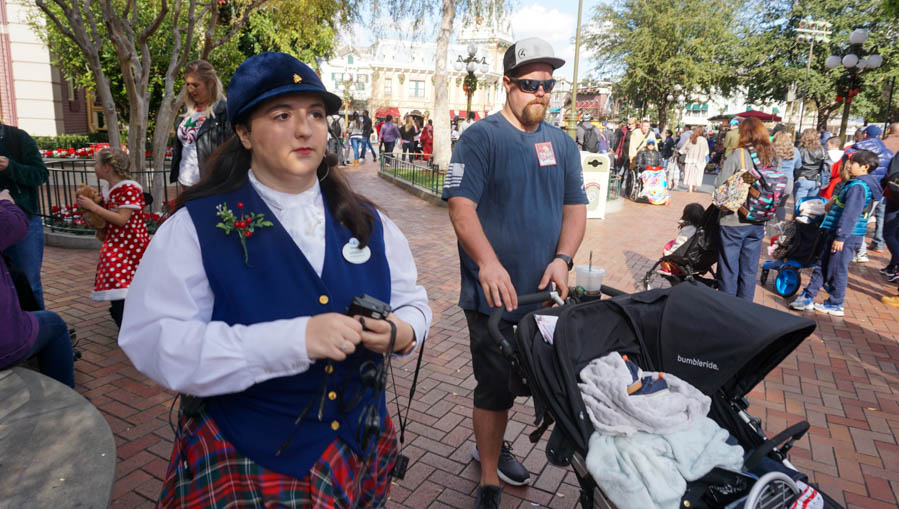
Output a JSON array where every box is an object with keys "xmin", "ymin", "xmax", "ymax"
[
  {"xmin": 305, "ymin": 313, "xmax": 363, "ymax": 361},
  {"xmin": 0, "ymin": 189, "xmax": 13, "ymax": 203}
]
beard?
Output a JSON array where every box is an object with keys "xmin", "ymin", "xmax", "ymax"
[{"xmin": 521, "ymin": 99, "xmax": 548, "ymax": 126}]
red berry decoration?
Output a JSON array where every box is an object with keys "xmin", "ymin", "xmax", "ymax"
[
  {"xmin": 244, "ymin": 231, "xmax": 253, "ymax": 238},
  {"xmin": 237, "ymin": 202, "xmax": 244, "ymax": 209}
]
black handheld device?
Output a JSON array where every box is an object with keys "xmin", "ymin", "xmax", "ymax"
[{"xmin": 345, "ymin": 294, "xmax": 391, "ymax": 320}]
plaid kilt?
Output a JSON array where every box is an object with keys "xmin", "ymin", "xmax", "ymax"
[{"xmin": 157, "ymin": 410, "xmax": 398, "ymax": 508}]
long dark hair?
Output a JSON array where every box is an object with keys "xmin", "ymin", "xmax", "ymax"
[
  {"xmin": 679, "ymin": 202, "xmax": 704, "ymax": 229},
  {"xmin": 175, "ymin": 130, "xmax": 377, "ymax": 246}
]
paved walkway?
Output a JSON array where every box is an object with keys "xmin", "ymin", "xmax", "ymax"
[{"xmin": 40, "ymin": 161, "xmax": 899, "ymax": 508}]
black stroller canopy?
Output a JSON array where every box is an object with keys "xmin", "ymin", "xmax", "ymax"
[
  {"xmin": 515, "ymin": 283, "xmax": 816, "ymax": 454},
  {"xmin": 618, "ymin": 283, "xmax": 816, "ymax": 399}
]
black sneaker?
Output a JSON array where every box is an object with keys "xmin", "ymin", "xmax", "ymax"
[
  {"xmin": 474, "ymin": 485, "xmax": 501, "ymax": 509},
  {"xmin": 881, "ymin": 266, "xmax": 897, "ymax": 278},
  {"xmin": 471, "ymin": 441, "xmax": 530, "ymax": 486}
]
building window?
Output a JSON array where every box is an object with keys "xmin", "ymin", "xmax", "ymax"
[
  {"xmin": 411, "ymin": 80, "xmax": 425, "ymax": 98},
  {"xmin": 385, "ymin": 79, "xmax": 393, "ymax": 97},
  {"xmin": 66, "ymin": 78, "xmax": 76, "ymax": 101},
  {"xmin": 356, "ymin": 81, "xmax": 365, "ymax": 91},
  {"xmin": 348, "ymin": 55, "xmax": 354, "ymax": 65}
]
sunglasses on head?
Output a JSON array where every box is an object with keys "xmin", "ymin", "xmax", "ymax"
[{"xmin": 509, "ymin": 77, "xmax": 556, "ymax": 93}]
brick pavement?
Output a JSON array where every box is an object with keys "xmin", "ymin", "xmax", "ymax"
[{"xmin": 37, "ymin": 161, "xmax": 899, "ymax": 508}]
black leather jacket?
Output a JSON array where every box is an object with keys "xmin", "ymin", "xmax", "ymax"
[
  {"xmin": 634, "ymin": 148, "xmax": 663, "ymax": 172},
  {"xmin": 796, "ymin": 146, "xmax": 825, "ymax": 181},
  {"xmin": 170, "ymin": 99, "xmax": 231, "ymax": 184}
]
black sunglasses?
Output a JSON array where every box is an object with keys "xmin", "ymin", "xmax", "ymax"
[{"xmin": 509, "ymin": 77, "xmax": 556, "ymax": 93}]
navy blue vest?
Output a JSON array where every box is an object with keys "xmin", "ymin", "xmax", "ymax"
[{"xmin": 185, "ymin": 178, "xmax": 391, "ymax": 478}]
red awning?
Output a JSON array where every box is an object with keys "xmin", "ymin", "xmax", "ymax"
[
  {"xmin": 450, "ymin": 110, "xmax": 487, "ymax": 120},
  {"xmin": 375, "ymin": 107, "xmax": 400, "ymax": 119},
  {"xmin": 735, "ymin": 110, "xmax": 782, "ymax": 122}
]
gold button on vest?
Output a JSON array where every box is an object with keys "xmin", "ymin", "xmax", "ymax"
[
  {"xmin": 331, "ymin": 420, "xmax": 340, "ymax": 431},
  {"xmin": 324, "ymin": 363, "xmax": 334, "ymax": 374},
  {"xmin": 328, "ymin": 391, "xmax": 337, "ymax": 401},
  {"xmin": 319, "ymin": 295, "xmax": 329, "ymax": 305}
]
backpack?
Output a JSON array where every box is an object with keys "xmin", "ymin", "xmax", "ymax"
[
  {"xmin": 582, "ymin": 126, "xmax": 600, "ymax": 153},
  {"xmin": 329, "ymin": 117, "xmax": 342, "ymax": 138},
  {"xmin": 738, "ymin": 147, "xmax": 788, "ymax": 223},
  {"xmin": 712, "ymin": 149, "xmax": 751, "ymax": 212}
]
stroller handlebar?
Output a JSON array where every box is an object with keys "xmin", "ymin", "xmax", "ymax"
[{"xmin": 487, "ymin": 291, "xmax": 557, "ymax": 363}]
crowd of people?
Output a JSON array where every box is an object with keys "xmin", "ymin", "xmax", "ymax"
[{"xmin": 4, "ymin": 33, "xmax": 899, "ymax": 508}]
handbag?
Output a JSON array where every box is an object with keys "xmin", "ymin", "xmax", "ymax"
[{"xmin": 712, "ymin": 149, "xmax": 751, "ymax": 212}]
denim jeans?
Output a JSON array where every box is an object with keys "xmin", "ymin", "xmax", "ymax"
[
  {"xmin": 382, "ymin": 141, "xmax": 396, "ymax": 157},
  {"xmin": 2, "ymin": 214, "xmax": 44, "ymax": 309},
  {"xmin": 361, "ymin": 138, "xmax": 377, "ymax": 160},
  {"xmin": 793, "ymin": 178, "xmax": 820, "ymax": 206},
  {"xmin": 884, "ymin": 202, "xmax": 899, "ymax": 268},
  {"xmin": 717, "ymin": 224, "xmax": 765, "ymax": 301},
  {"xmin": 26, "ymin": 311, "xmax": 74, "ymax": 387},
  {"xmin": 803, "ymin": 232, "xmax": 862, "ymax": 307},
  {"xmin": 350, "ymin": 137, "xmax": 364, "ymax": 161},
  {"xmin": 402, "ymin": 141, "xmax": 414, "ymax": 162},
  {"xmin": 871, "ymin": 199, "xmax": 886, "ymax": 249}
]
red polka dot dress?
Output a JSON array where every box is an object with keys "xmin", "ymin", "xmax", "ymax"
[{"xmin": 91, "ymin": 180, "xmax": 150, "ymax": 301}]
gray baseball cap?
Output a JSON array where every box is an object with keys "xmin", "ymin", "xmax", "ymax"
[{"xmin": 503, "ymin": 37, "xmax": 565, "ymax": 75}]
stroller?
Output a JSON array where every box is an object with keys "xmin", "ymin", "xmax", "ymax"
[
  {"xmin": 760, "ymin": 197, "xmax": 827, "ymax": 298},
  {"xmin": 488, "ymin": 283, "xmax": 841, "ymax": 508},
  {"xmin": 642, "ymin": 204, "xmax": 720, "ymax": 290}
]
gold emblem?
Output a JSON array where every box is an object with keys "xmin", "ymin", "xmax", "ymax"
[{"xmin": 293, "ymin": 74, "xmax": 302, "ymax": 84}]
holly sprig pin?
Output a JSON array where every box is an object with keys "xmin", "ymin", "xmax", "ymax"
[{"xmin": 216, "ymin": 202, "xmax": 273, "ymax": 267}]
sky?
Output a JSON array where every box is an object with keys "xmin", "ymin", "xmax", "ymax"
[{"xmin": 507, "ymin": 0, "xmax": 601, "ymax": 82}]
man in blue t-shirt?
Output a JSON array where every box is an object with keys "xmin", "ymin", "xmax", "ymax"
[{"xmin": 442, "ymin": 37, "xmax": 588, "ymax": 508}]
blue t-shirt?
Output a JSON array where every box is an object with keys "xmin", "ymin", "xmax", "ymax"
[{"xmin": 442, "ymin": 113, "xmax": 588, "ymax": 320}]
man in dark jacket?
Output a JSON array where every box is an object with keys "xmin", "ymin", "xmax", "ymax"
[
  {"xmin": 360, "ymin": 110, "xmax": 377, "ymax": 162},
  {"xmin": 851, "ymin": 125, "xmax": 895, "ymax": 257},
  {"xmin": 0, "ymin": 121, "xmax": 48, "ymax": 308}
]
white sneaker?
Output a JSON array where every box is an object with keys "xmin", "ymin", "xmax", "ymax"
[{"xmin": 853, "ymin": 254, "xmax": 870, "ymax": 263}]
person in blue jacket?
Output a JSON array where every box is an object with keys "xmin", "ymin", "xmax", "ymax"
[
  {"xmin": 118, "ymin": 52, "xmax": 432, "ymax": 508},
  {"xmin": 851, "ymin": 125, "xmax": 894, "ymax": 260},
  {"xmin": 790, "ymin": 149, "xmax": 883, "ymax": 316}
]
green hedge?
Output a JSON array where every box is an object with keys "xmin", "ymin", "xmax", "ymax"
[{"xmin": 33, "ymin": 132, "xmax": 109, "ymax": 150}]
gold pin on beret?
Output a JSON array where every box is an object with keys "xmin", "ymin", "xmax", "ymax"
[{"xmin": 293, "ymin": 74, "xmax": 302, "ymax": 84}]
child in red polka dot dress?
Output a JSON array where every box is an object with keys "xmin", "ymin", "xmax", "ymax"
[{"xmin": 76, "ymin": 148, "xmax": 150, "ymax": 327}]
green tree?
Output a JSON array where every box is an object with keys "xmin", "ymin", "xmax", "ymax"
[
  {"xmin": 584, "ymin": 0, "xmax": 744, "ymax": 129},
  {"xmin": 30, "ymin": 0, "xmax": 354, "ymax": 201},
  {"xmin": 738, "ymin": 0, "xmax": 898, "ymax": 135}
]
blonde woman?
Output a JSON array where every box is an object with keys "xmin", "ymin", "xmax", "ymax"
[
  {"xmin": 399, "ymin": 115, "xmax": 419, "ymax": 162},
  {"xmin": 795, "ymin": 128, "xmax": 826, "ymax": 203},
  {"xmin": 772, "ymin": 131, "xmax": 799, "ymax": 220},
  {"xmin": 680, "ymin": 126, "xmax": 709, "ymax": 192},
  {"xmin": 170, "ymin": 60, "xmax": 231, "ymax": 186}
]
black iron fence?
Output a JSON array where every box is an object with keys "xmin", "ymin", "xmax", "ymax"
[
  {"xmin": 38, "ymin": 159, "xmax": 178, "ymax": 235},
  {"xmin": 378, "ymin": 153, "xmax": 444, "ymax": 196}
]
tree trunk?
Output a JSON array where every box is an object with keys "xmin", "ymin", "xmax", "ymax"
[
  {"xmin": 34, "ymin": 0, "xmax": 122, "ymax": 148},
  {"xmin": 431, "ymin": 0, "xmax": 455, "ymax": 172}
]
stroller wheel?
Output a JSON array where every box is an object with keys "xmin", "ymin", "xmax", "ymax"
[
  {"xmin": 760, "ymin": 269, "xmax": 769, "ymax": 286},
  {"xmin": 775, "ymin": 268, "xmax": 801, "ymax": 298},
  {"xmin": 644, "ymin": 261, "xmax": 678, "ymax": 290}
]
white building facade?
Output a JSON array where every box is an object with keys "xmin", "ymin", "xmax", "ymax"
[{"xmin": 320, "ymin": 14, "xmax": 514, "ymax": 122}]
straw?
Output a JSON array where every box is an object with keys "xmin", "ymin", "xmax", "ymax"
[{"xmin": 589, "ymin": 251, "xmax": 593, "ymax": 272}]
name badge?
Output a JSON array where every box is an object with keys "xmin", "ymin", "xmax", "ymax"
[
  {"xmin": 342, "ymin": 237, "xmax": 371, "ymax": 264},
  {"xmin": 535, "ymin": 141, "xmax": 557, "ymax": 167}
]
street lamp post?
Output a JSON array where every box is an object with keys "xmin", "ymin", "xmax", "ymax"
[
  {"xmin": 566, "ymin": 0, "xmax": 585, "ymax": 141},
  {"xmin": 795, "ymin": 19, "xmax": 832, "ymax": 134},
  {"xmin": 455, "ymin": 44, "xmax": 488, "ymax": 118},
  {"xmin": 825, "ymin": 28, "xmax": 883, "ymax": 143}
]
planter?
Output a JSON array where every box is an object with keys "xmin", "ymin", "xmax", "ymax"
[{"xmin": 44, "ymin": 230, "xmax": 102, "ymax": 250}]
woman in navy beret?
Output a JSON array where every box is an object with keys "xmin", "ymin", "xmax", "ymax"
[{"xmin": 119, "ymin": 52, "xmax": 432, "ymax": 508}]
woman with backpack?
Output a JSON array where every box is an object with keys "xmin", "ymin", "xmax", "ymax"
[
  {"xmin": 715, "ymin": 117, "xmax": 783, "ymax": 301},
  {"xmin": 795, "ymin": 128, "xmax": 827, "ymax": 203}
]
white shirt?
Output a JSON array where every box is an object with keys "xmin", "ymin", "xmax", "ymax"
[
  {"xmin": 118, "ymin": 170, "xmax": 432, "ymax": 397},
  {"xmin": 177, "ymin": 110, "xmax": 207, "ymax": 186}
]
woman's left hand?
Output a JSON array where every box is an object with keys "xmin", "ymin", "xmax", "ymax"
[{"xmin": 356, "ymin": 313, "xmax": 415, "ymax": 354}]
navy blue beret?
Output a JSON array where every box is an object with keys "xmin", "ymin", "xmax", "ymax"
[{"xmin": 226, "ymin": 52, "xmax": 342, "ymax": 125}]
